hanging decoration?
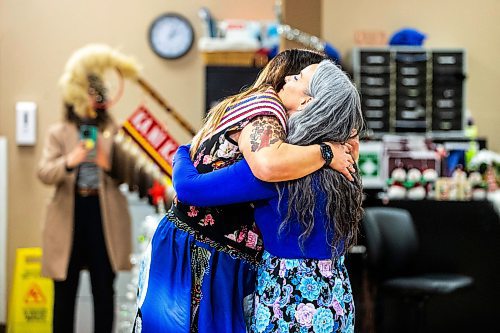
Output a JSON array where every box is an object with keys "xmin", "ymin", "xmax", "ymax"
[
  {"xmin": 272, "ymin": 2, "xmax": 340, "ymax": 62},
  {"xmin": 277, "ymin": 24, "xmax": 341, "ymax": 63}
]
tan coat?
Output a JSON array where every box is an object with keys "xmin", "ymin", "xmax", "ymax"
[{"xmin": 37, "ymin": 121, "xmax": 132, "ymax": 280}]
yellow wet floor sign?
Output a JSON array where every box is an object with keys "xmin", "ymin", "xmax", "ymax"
[{"xmin": 8, "ymin": 247, "xmax": 53, "ymax": 333}]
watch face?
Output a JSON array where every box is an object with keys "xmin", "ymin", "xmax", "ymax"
[{"xmin": 149, "ymin": 13, "xmax": 194, "ymax": 59}]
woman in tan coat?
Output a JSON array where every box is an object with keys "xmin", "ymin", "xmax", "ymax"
[{"xmin": 37, "ymin": 74, "xmax": 132, "ymax": 333}]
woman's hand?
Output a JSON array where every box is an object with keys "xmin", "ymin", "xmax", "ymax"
[
  {"xmin": 326, "ymin": 142, "xmax": 356, "ymax": 181},
  {"xmin": 346, "ymin": 134, "xmax": 360, "ymax": 163},
  {"xmin": 95, "ymin": 136, "xmax": 111, "ymax": 172},
  {"xmin": 66, "ymin": 142, "xmax": 89, "ymax": 169}
]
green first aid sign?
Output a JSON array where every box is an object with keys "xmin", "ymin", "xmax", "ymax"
[{"xmin": 359, "ymin": 153, "xmax": 380, "ymax": 177}]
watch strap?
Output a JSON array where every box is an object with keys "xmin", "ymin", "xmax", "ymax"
[{"xmin": 319, "ymin": 143, "xmax": 334, "ymax": 167}]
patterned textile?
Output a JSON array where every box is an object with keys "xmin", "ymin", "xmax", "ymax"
[
  {"xmin": 212, "ymin": 90, "xmax": 287, "ymax": 141},
  {"xmin": 250, "ymin": 251, "xmax": 355, "ymax": 333},
  {"xmin": 134, "ymin": 89, "xmax": 286, "ymax": 332},
  {"xmin": 133, "ymin": 215, "xmax": 256, "ymax": 333},
  {"xmin": 174, "ymin": 88, "xmax": 287, "ymax": 265}
]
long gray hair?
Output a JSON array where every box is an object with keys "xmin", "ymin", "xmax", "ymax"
[{"xmin": 279, "ymin": 60, "xmax": 364, "ymax": 258}]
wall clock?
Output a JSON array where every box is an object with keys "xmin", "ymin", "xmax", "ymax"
[{"xmin": 148, "ymin": 13, "xmax": 195, "ymax": 60}]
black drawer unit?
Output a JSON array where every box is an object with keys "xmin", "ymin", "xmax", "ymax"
[
  {"xmin": 431, "ymin": 51, "xmax": 466, "ymax": 132},
  {"xmin": 395, "ymin": 51, "xmax": 428, "ymax": 132},
  {"xmin": 433, "ymin": 52, "xmax": 464, "ymax": 71},
  {"xmin": 354, "ymin": 50, "xmax": 393, "ymax": 132},
  {"xmin": 363, "ymin": 95, "xmax": 390, "ymax": 109},
  {"xmin": 351, "ymin": 48, "xmax": 466, "ymax": 136},
  {"xmin": 205, "ymin": 66, "xmax": 262, "ymax": 114},
  {"xmin": 360, "ymin": 51, "xmax": 391, "ymax": 66}
]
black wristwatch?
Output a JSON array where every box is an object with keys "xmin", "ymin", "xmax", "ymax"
[{"xmin": 319, "ymin": 143, "xmax": 334, "ymax": 167}]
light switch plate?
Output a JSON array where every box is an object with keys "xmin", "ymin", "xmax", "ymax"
[{"xmin": 16, "ymin": 101, "xmax": 37, "ymax": 146}]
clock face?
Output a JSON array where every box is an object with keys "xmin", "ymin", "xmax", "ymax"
[{"xmin": 149, "ymin": 13, "xmax": 194, "ymax": 59}]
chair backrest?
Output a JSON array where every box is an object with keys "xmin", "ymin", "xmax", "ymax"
[{"xmin": 362, "ymin": 207, "xmax": 419, "ymax": 278}]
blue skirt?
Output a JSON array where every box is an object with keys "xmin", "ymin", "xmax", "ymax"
[{"xmin": 133, "ymin": 213, "xmax": 257, "ymax": 333}]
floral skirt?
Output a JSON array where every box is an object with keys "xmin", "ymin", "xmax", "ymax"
[
  {"xmin": 250, "ymin": 251, "xmax": 355, "ymax": 333},
  {"xmin": 133, "ymin": 214, "xmax": 257, "ymax": 333}
]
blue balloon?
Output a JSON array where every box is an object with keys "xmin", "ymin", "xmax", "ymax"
[
  {"xmin": 389, "ymin": 28, "xmax": 426, "ymax": 46},
  {"xmin": 267, "ymin": 45, "xmax": 280, "ymax": 59},
  {"xmin": 324, "ymin": 43, "xmax": 341, "ymax": 63}
]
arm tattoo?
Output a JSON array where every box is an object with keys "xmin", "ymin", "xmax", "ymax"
[{"xmin": 249, "ymin": 116, "xmax": 285, "ymax": 152}]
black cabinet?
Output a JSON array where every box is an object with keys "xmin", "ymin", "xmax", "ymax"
[
  {"xmin": 205, "ymin": 66, "xmax": 262, "ymax": 114},
  {"xmin": 351, "ymin": 48, "xmax": 466, "ymax": 136}
]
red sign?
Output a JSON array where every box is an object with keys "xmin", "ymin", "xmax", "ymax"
[{"xmin": 123, "ymin": 105, "xmax": 179, "ymax": 178}]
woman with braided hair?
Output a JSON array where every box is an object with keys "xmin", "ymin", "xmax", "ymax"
[{"xmin": 173, "ymin": 59, "xmax": 364, "ymax": 332}]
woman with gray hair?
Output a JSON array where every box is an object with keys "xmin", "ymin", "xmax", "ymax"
[{"xmin": 173, "ymin": 59, "xmax": 364, "ymax": 332}]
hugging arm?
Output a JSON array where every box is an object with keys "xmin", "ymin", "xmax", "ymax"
[
  {"xmin": 173, "ymin": 145, "xmax": 276, "ymax": 207},
  {"xmin": 238, "ymin": 116, "xmax": 356, "ymax": 182}
]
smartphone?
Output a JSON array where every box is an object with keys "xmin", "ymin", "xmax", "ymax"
[{"xmin": 80, "ymin": 125, "xmax": 98, "ymax": 160}]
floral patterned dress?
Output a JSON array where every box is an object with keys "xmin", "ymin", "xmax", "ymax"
[
  {"xmin": 134, "ymin": 89, "xmax": 287, "ymax": 333},
  {"xmin": 251, "ymin": 252, "xmax": 354, "ymax": 333}
]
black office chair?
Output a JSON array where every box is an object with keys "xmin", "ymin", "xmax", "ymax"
[{"xmin": 362, "ymin": 207, "xmax": 473, "ymax": 333}]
